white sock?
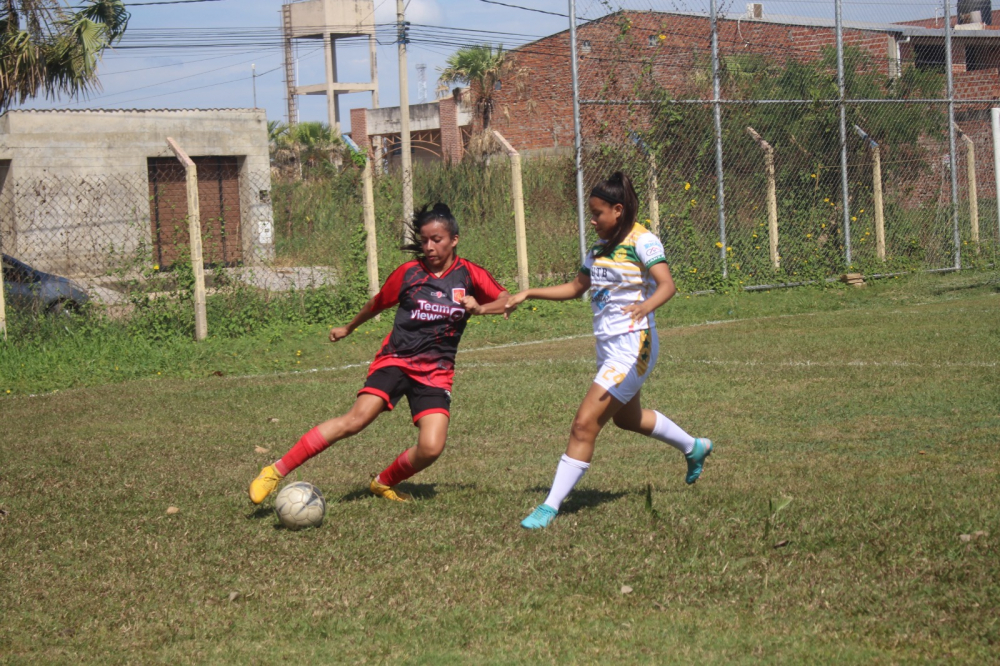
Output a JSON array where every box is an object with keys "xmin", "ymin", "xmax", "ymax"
[
  {"xmin": 542, "ymin": 454, "xmax": 590, "ymax": 511},
  {"xmin": 651, "ymin": 411, "xmax": 696, "ymax": 455}
]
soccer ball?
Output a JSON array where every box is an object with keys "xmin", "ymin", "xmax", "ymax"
[{"xmin": 274, "ymin": 482, "xmax": 326, "ymax": 530}]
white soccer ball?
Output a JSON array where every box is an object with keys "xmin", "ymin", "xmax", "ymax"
[{"xmin": 274, "ymin": 482, "xmax": 326, "ymax": 530}]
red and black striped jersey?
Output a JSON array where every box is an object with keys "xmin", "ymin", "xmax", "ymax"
[{"xmin": 367, "ymin": 257, "xmax": 506, "ymax": 390}]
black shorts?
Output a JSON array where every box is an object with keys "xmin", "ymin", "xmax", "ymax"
[{"xmin": 359, "ymin": 366, "xmax": 451, "ymax": 424}]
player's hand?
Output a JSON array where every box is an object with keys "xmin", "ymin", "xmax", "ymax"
[
  {"xmin": 329, "ymin": 326, "xmax": 350, "ymax": 342},
  {"xmin": 504, "ymin": 291, "xmax": 529, "ymax": 319},
  {"xmin": 622, "ymin": 302, "xmax": 650, "ymax": 321},
  {"xmin": 460, "ymin": 295, "xmax": 482, "ymax": 315}
]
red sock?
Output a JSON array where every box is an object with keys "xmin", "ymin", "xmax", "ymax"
[
  {"xmin": 275, "ymin": 427, "xmax": 328, "ymax": 476},
  {"xmin": 377, "ymin": 449, "xmax": 416, "ymax": 487}
]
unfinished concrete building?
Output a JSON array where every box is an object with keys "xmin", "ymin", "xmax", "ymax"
[{"xmin": 282, "ymin": 0, "xmax": 379, "ymax": 133}]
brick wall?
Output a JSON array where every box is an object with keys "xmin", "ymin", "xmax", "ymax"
[
  {"xmin": 492, "ymin": 11, "xmax": 905, "ymax": 154},
  {"xmin": 438, "ymin": 96, "xmax": 463, "ymax": 163},
  {"xmin": 349, "ymin": 108, "xmax": 369, "ymax": 153}
]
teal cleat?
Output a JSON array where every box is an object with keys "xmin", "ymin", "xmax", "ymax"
[
  {"xmin": 521, "ymin": 504, "xmax": 558, "ymax": 529},
  {"xmin": 685, "ymin": 438, "xmax": 713, "ymax": 484}
]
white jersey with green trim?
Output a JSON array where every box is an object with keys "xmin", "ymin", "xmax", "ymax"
[{"xmin": 580, "ymin": 223, "xmax": 667, "ymax": 341}]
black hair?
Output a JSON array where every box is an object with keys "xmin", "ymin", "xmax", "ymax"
[
  {"xmin": 590, "ymin": 171, "xmax": 638, "ymax": 257},
  {"xmin": 401, "ymin": 203, "xmax": 460, "ymax": 256}
]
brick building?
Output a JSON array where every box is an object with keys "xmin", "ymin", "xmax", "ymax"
[
  {"xmin": 349, "ymin": 93, "xmax": 472, "ymax": 165},
  {"xmin": 487, "ymin": 9, "xmax": 1000, "ymax": 154}
]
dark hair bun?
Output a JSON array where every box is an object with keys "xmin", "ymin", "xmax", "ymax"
[{"xmin": 432, "ymin": 203, "xmax": 451, "ymax": 216}]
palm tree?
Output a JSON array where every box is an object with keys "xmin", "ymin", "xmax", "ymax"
[
  {"xmin": 438, "ymin": 44, "xmax": 521, "ymax": 132},
  {"xmin": 0, "ymin": 0, "xmax": 129, "ymax": 112},
  {"xmin": 288, "ymin": 121, "xmax": 342, "ymax": 168}
]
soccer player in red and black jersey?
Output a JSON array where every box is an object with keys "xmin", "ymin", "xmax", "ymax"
[{"xmin": 249, "ymin": 204, "xmax": 509, "ymax": 504}]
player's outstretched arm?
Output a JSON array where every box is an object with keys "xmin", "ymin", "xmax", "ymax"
[
  {"xmin": 461, "ymin": 291, "xmax": 509, "ymax": 316},
  {"xmin": 329, "ymin": 298, "xmax": 380, "ymax": 342},
  {"xmin": 621, "ymin": 262, "xmax": 676, "ymax": 322},
  {"xmin": 504, "ymin": 272, "xmax": 591, "ymax": 318}
]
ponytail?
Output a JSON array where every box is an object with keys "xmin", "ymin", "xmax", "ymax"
[{"xmin": 590, "ymin": 171, "xmax": 638, "ymax": 257}]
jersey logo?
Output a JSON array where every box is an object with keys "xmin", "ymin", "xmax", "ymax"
[
  {"xmin": 451, "ymin": 288, "xmax": 466, "ymax": 303},
  {"xmin": 591, "ymin": 288, "xmax": 611, "ymax": 311},
  {"xmin": 434, "ymin": 291, "xmax": 444, "ymax": 298}
]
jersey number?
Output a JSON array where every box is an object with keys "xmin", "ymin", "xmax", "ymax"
[{"xmin": 602, "ymin": 367, "xmax": 626, "ymax": 385}]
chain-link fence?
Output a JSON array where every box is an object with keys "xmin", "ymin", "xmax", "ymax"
[
  {"xmin": 570, "ymin": 0, "xmax": 1000, "ymax": 289},
  {"xmin": 0, "ymin": 154, "xmax": 350, "ymax": 337}
]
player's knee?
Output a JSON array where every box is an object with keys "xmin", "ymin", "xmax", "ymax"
[
  {"xmin": 417, "ymin": 440, "xmax": 445, "ymax": 462},
  {"xmin": 570, "ymin": 416, "xmax": 600, "ymax": 442}
]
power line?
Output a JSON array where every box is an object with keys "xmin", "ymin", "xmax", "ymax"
[{"xmin": 103, "ymin": 63, "xmax": 283, "ymax": 107}]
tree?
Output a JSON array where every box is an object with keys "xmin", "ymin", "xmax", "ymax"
[
  {"xmin": 0, "ymin": 0, "xmax": 129, "ymax": 112},
  {"xmin": 438, "ymin": 44, "xmax": 522, "ymax": 132},
  {"xmin": 269, "ymin": 120, "xmax": 345, "ymax": 177}
]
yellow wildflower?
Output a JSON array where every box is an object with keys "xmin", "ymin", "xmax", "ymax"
[
  {"xmin": 811, "ymin": 173, "xmax": 817, "ymax": 178},
  {"xmin": 153, "ymin": 264, "xmax": 160, "ymax": 271},
  {"xmin": 684, "ymin": 182, "xmax": 691, "ymax": 191},
  {"xmin": 715, "ymin": 242, "xmax": 723, "ymax": 248},
  {"xmin": 824, "ymin": 198, "xmax": 829, "ymax": 203},
  {"xmin": 806, "ymin": 234, "xmax": 812, "ymax": 238},
  {"xmin": 851, "ymin": 216, "xmax": 857, "ymax": 222}
]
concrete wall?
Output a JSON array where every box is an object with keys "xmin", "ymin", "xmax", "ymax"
[{"xmin": 0, "ymin": 108, "xmax": 273, "ymax": 276}]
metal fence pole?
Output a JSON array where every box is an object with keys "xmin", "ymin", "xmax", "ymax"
[
  {"xmin": 945, "ymin": 0, "xmax": 961, "ymax": 269},
  {"xmin": 710, "ymin": 0, "xmax": 728, "ymax": 277},
  {"xmin": 835, "ymin": 0, "xmax": 852, "ymax": 267},
  {"xmin": 0, "ymin": 253, "xmax": 6, "ymax": 341},
  {"xmin": 992, "ymin": 107, "xmax": 1000, "ymax": 247},
  {"xmin": 568, "ymin": 0, "xmax": 587, "ymax": 265}
]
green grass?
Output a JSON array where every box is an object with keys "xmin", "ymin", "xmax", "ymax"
[{"xmin": 1, "ymin": 271, "xmax": 999, "ymax": 663}]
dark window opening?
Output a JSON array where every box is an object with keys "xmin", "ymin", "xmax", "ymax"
[
  {"xmin": 913, "ymin": 43, "xmax": 946, "ymax": 72},
  {"xmin": 965, "ymin": 43, "xmax": 998, "ymax": 71}
]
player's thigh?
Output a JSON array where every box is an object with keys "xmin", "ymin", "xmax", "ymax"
[
  {"xmin": 573, "ymin": 381, "xmax": 624, "ymax": 436},
  {"xmin": 415, "ymin": 412, "xmax": 450, "ymax": 451}
]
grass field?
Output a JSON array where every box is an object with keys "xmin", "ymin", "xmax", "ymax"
[{"xmin": 1, "ymin": 272, "xmax": 999, "ymax": 663}]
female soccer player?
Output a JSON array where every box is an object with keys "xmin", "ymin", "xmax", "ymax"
[
  {"xmin": 505, "ymin": 172, "xmax": 712, "ymax": 529},
  {"xmin": 249, "ymin": 203, "xmax": 508, "ymax": 504}
]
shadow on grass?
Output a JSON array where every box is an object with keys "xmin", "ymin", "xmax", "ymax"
[
  {"xmin": 337, "ymin": 482, "xmax": 442, "ymax": 503},
  {"xmin": 525, "ymin": 486, "xmax": 629, "ymax": 514},
  {"xmin": 246, "ymin": 505, "xmax": 274, "ymax": 520}
]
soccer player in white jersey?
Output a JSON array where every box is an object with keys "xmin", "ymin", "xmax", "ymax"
[{"xmin": 505, "ymin": 171, "xmax": 713, "ymax": 529}]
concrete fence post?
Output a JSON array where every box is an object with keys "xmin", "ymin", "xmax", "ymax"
[
  {"xmin": 746, "ymin": 127, "xmax": 779, "ymax": 270},
  {"xmin": 492, "ymin": 130, "xmax": 529, "ymax": 292},
  {"xmin": 647, "ymin": 151, "xmax": 660, "ymax": 234},
  {"xmin": 362, "ymin": 154, "xmax": 380, "ymax": 298},
  {"xmin": 854, "ymin": 125, "xmax": 885, "ymax": 261},
  {"xmin": 956, "ymin": 124, "xmax": 980, "ymax": 247},
  {"xmin": 166, "ymin": 138, "xmax": 208, "ymax": 341}
]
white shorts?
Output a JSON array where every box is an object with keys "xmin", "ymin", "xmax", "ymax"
[{"xmin": 593, "ymin": 328, "xmax": 659, "ymax": 403}]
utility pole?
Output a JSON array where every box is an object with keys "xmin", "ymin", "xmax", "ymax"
[
  {"xmin": 251, "ymin": 63, "xmax": 257, "ymax": 109},
  {"xmin": 397, "ymin": 0, "xmax": 413, "ymax": 243}
]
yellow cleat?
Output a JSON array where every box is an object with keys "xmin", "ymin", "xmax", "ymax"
[
  {"xmin": 369, "ymin": 478, "xmax": 411, "ymax": 502},
  {"xmin": 249, "ymin": 464, "xmax": 283, "ymax": 504}
]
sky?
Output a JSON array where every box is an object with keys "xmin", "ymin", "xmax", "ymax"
[{"xmin": 20, "ymin": 0, "xmax": 968, "ymax": 133}]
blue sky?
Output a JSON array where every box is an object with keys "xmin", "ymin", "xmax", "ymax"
[{"xmin": 21, "ymin": 0, "xmax": 959, "ymax": 132}]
